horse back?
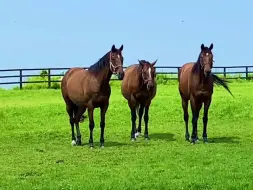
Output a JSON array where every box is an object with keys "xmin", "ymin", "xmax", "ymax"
[
  {"xmin": 121, "ymin": 64, "xmax": 140, "ymax": 99},
  {"xmin": 178, "ymin": 62, "xmax": 195, "ymax": 100}
]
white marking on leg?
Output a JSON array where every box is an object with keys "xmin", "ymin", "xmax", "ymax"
[
  {"xmin": 71, "ymin": 140, "xmax": 76, "ymax": 146},
  {"xmin": 135, "ymin": 132, "xmax": 141, "ymax": 138}
]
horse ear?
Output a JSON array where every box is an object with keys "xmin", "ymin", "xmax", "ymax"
[
  {"xmin": 138, "ymin": 60, "xmax": 144, "ymax": 66},
  {"xmin": 201, "ymin": 44, "xmax": 205, "ymax": 51},
  {"xmin": 209, "ymin": 43, "xmax": 213, "ymax": 50},
  {"xmin": 119, "ymin": 45, "xmax": 123, "ymax": 51},
  {"xmin": 151, "ymin": 59, "xmax": 158, "ymax": 67},
  {"xmin": 111, "ymin": 44, "xmax": 116, "ymax": 52}
]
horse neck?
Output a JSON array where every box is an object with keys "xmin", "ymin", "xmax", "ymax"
[
  {"xmin": 194, "ymin": 61, "xmax": 206, "ymax": 85},
  {"xmin": 96, "ymin": 64, "xmax": 112, "ymax": 86},
  {"xmin": 137, "ymin": 65, "xmax": 144, "ymax": 88}
]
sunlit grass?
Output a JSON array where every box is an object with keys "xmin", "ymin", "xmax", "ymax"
[{"xmin": 0, "ymin": 81, "xmax": 253, "ymax": 189}]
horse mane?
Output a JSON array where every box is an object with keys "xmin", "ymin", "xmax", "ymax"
[
  {"xmin": 139, "ymin": 60, "xmax": 150, "ymax": 64},
  {"xmin": 192, "ymin": 55, "xmax": 201, "ymax": 74},
  {"xmin": 88, "ymin": 51, "xmax": 110, "ymax": 73}
]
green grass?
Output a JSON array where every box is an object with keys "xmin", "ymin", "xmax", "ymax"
[{"xmin": 1, "ymin": 81, "xmax": 253, "ymax": 190}]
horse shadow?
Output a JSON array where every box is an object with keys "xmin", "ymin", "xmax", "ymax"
[
  {"xmin": 81, "ymin": 141, "xmax": 128, "ymax": 148},
  {"xmin": 208, "ymin": 136, "xmax": 240, "ymax": 144},
  {"xmin": 149, "ymin": 132, "xmax": 176, "ymax": 142}
]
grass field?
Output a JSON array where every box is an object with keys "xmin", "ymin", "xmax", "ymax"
[{"xmin": 0, "ymin": 81, "xmax": 253, "ymax": 190}]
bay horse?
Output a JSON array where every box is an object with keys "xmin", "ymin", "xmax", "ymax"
[
  {"xmin": 178, "ymin": 43, "xmax": 233, "ymax": 144},
  {"xmin": 121, "ymin": 59, "xmax": 157, "ymax": 141},
  {"xmin": 61, "ymin": 44, "xmax": 124, "ymax": 148}
]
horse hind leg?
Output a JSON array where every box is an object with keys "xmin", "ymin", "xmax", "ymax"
[
  {"xmin": 66, "ymin": 105, "xmax": 76, "ymax": 146},
  {"xmin": 181, "ymin": 98, "xmax": 190, "ymax": 141},
  {"xmin": 136, "ymin": 104, "xmax": 144, "ymax": 138},
  {"xmin": 73, "ymin": 106, "xmax": 86, "ymax": 146}
]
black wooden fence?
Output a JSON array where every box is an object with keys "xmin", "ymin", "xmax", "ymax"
[{"xmin": 0, "ymin": 66, "xmax": 253, "ymax": 89}]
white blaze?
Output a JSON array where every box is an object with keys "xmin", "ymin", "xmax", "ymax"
[{"xmin": 148, "ymin": 67, "xmax": 151, "ymax": 79}]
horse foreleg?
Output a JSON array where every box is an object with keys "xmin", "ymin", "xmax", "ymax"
[
  {"xmin": 190, "ymin": 96, "xmax": 202, "ymax": 144},
  {"xmin": 144, "ymin": 105, "xmax": 150, "ymax": 140},
  {"xmin": 136, "ymin": 104, "xmax": 144, "ymax": 138},
  {"xmin": 100, "ymin": 103, "xmax": 109, "ymax": 148},
  {"xmin": 66, "ymin": 106, "xmax": 76, "ymax": 146},
  {"xmin": 181, "ymin": 98, "xmax": 190, "ymax": 141},
  {"xmin": 203, "ymin": 98, "xmax": 212, "ymax": 143},
  {"xmin": 88, "ymin": 108, "xmax": 95, "ymax": 148}
]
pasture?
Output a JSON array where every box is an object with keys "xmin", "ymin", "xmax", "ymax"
[{"xmin": 0, "ymin": 81, "xmax": 253, "ymax": 190}]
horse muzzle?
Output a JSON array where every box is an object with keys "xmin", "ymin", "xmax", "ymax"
[
  {"xmin": 147, "ymin": 83, "xmax": 154, "ymax": 91},
  {"xmin": 117, "ymin": 72, "xmax": 124, "ymax": 80},
  {"xmin": 204, "ymin": 70, "xmax": 211, "ymax": 77}
]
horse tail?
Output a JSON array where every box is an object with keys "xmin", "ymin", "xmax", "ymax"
[{"xmin": 212, "ymin": 74, "xmax": 234, "ymax": 97}]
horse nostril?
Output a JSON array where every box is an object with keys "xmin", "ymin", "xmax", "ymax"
[{"xmin": 205, "ymin": 70, "xmax": 211, "ymax": 76}]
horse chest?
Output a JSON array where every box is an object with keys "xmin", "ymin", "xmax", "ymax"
[
  {"xmin": 193, "ymin": 86, "xmax": 213, "ymax": 97},
  {"xmin": 134, "ymin": 91, "xmax": 150, "ymax": 101},
  {"xmin": 91, "ymin": 93, "xmax": 109, "ymax": 107}
]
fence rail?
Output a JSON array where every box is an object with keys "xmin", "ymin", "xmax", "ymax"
[{"xmin": 0, "ymin": 66, "xmax": 253, "ymax": 89}]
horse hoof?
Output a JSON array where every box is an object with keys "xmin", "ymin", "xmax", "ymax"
[
  {"xmin": 131, "ymin": 138, "xmax": 136, "ymax": 142},
  {"xmin": 76, "ymin": 140, "xmax": 82, "ymax": 146},
  {"xmin": 100, "ymin": 143, "xmax": 104, "ymax": 148},
  {"xmin": 71, "ymin": 140, "xmax": 76, "ymax": 146},
  {"xmin": 203, "ymin": 138, "xmax": 208, "ymax": 143},
  {"xmin": 145, "ymin": 137, "xmax": 150, "ymax": 141},
  {"xmin": 135, "ymin": 132, "xmax": 141, "ymax": 138},
  {"xmin": 89, "ymin": 143, "xmax": 94, "ymax": 148}
]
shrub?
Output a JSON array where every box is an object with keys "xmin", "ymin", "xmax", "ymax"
[{"xmin": 13, "ymin": 70, "xmax": 63, "ymax": 90}]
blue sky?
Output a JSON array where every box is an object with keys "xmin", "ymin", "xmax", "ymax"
[{"xmin": 0, "ymin": 0, "xmax": 253, "ymax": 70}]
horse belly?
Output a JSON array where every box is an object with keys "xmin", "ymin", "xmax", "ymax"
[
  {"xmin": 179, "ymin": 63, "xmax": 193, "ymax": 100},
  {"xmin": 67, "ymin": 72, "xmax": 90, "ymax": 106}
]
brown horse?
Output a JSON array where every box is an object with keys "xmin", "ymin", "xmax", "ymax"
[
  {"xmin": 121, "ymin": 59, "xmax": 157, "ymax": 141},
  {"xmin": 178, "ymin": 43, "xmax": 233, "ymax": 144},
  {"xmin": 61, "ymin": 44, "xmax": 124, "ymax": 148}
]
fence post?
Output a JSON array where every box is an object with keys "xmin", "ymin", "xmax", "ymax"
[
  {"xmin": 223, "ymin": 67, "xmax": 226, "ymax": 78},
  {"xmin": 19, "ymin": 69, "xmax": 23, "ymax": 89},
  {"xmin": 246, "ymin": 66, "xmax": 248, "ymax": 80},
  {"xmin": 48, "ymin": 69, "xmax": 51, "ymax": 88}
]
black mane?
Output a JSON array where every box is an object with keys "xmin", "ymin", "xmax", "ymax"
[
  {"xmin": 88, "ymin": 51, "xmax": 110, "ymax": 73},
  {"xmin": 139, "ymin": 60, "xmax": 150, "ymax": 64}
]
